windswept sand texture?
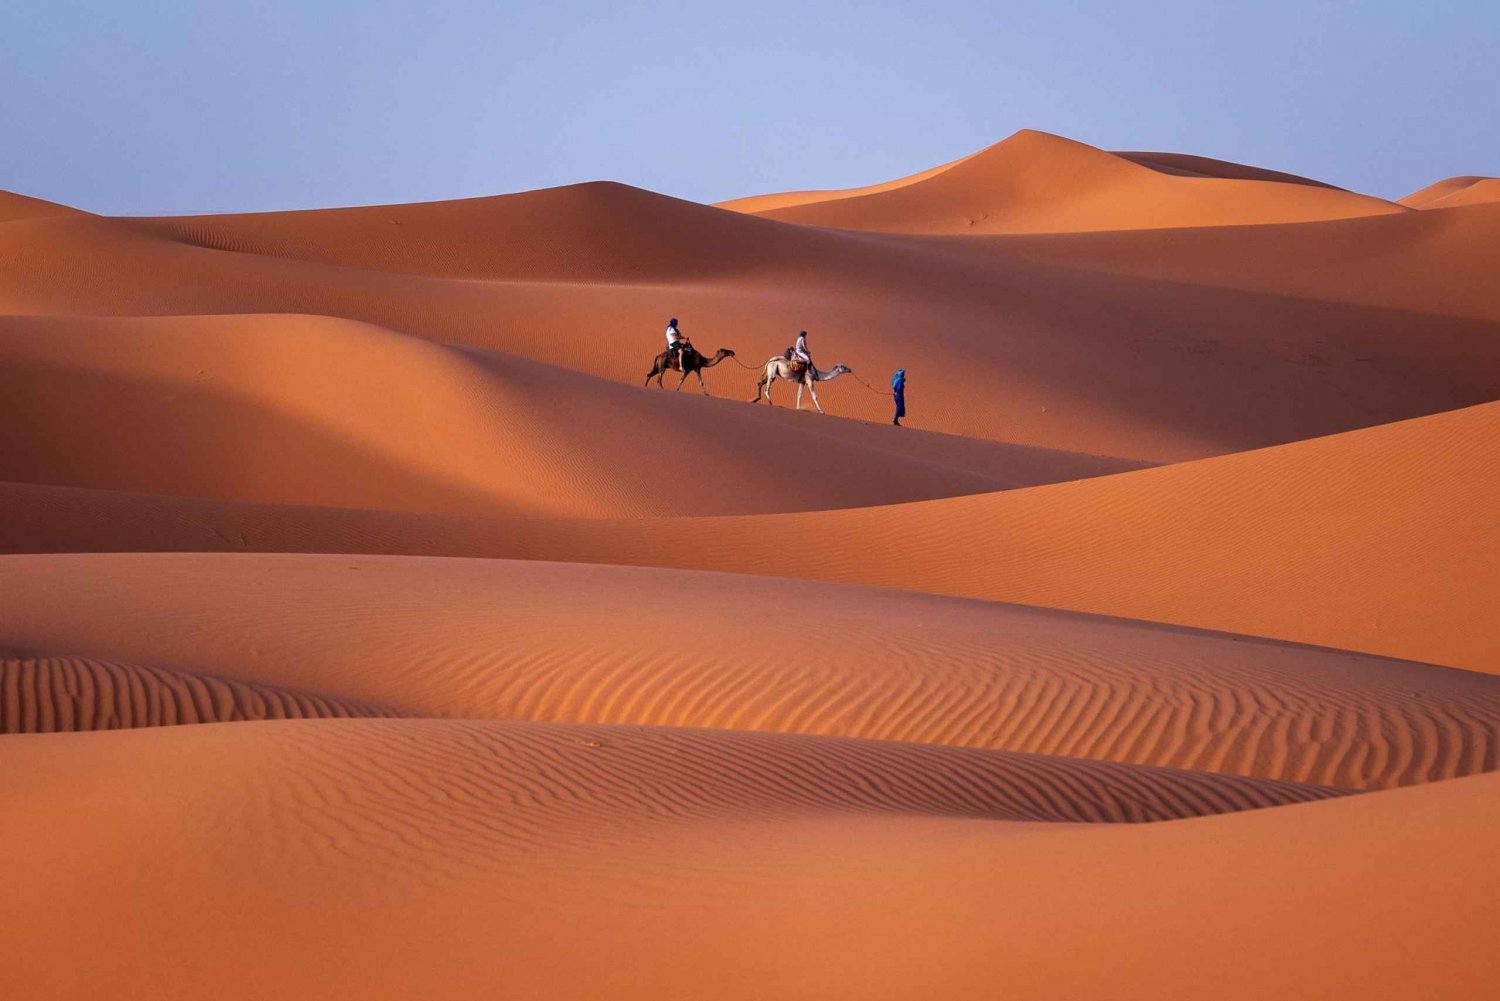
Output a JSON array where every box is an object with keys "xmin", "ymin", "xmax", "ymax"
[{"xmin": 2, "ymin": 130, "xmax": 1498, "ymax": 998}]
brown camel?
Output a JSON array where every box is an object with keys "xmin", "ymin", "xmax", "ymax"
[
  {"xmin": 644, "ymin": 345, "xmax": 736, "ymax": 394},
  {"xmin": 750, "ymin": 356, "xmax": 853, "ymax": 414}
]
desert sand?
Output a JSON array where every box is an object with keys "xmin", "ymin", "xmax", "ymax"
[{"xmin": 2, "ymin": 129, "xmax": 1498, "ymax": 999}]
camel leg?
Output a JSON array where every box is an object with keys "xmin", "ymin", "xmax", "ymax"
[
  {"xmin": 795, "ymin": 382, "xmax": 804, "ymax": 411},
  {"xmin": 675, "ymin": 370, "xmax": 688, "ymax": 391},
  {"xmin": 696, "ymin": 370, "xmax": 709, "ymax": 395},
  {"xmin": 807, "ymin": 380, "xmax": 824, "ymax": 414}
]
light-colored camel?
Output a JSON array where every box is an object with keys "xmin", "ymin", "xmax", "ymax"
[
  {"xmin": 644, "ymin": 345, "xmax": 736, "ymax": 394},
  {"xmin": 750, "ymin": 356, "xmax": 853, "ymax": 414}
]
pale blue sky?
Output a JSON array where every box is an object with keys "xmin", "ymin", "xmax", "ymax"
[{"xmin": 3, "ymin": 0, "xmax": 1496, "ymax": 213}]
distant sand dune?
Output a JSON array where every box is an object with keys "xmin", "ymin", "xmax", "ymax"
[
  {"xmin": 3, "ymin": 173, "xmax": 1496, "ymax": 460},
  {"xmin": 742, "ymin": 130, "xmax": 1405, "ymax": 234}
]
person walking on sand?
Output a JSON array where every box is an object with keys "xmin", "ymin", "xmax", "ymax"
[{"xmin": 892, "ymin": 368, "xmax": 906, "ymax": 426}]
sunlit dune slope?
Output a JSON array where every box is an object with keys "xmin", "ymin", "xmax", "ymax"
[
  {"xmin": 1418, "ymin": 178, "xmax": 1500, "ymax": 210},
  {"xmin": 6, "ymin": 399, "xmax": 1489, "ymax": 671},
  {"xmin": 747, "ymin": 130, "xmax": 1404, "ymax": 234},
  {"xmin": 1398, "ymin": 174, "xmax": 1497, "ymax": 207},
  {"xmin": 4, "ymin": 553, "xmax": 1498, "ymax": 789},
  {"xmin": 714, "ymin": 149, "xmax": 979, "ymax": 213},
  {"xmin": 2, "ymin": 181, "xmax": 1498, "ymax": 461},
  {"xmin": 2, "ymin": 721, "xmax": 1495, "ymax": 1000},
  {"xmin": 0, "ymin": 314, "xmax": 1140, "ymax": 516}
]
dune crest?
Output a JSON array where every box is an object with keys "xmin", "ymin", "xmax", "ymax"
[{"xmin": 741, "ymin": 129, "xmax": 1405, "ymax": 233}]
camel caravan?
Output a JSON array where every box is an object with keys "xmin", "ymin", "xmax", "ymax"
[{"xmin": 645, "ymin": 318, "xmax": 857, "ymax": 416}]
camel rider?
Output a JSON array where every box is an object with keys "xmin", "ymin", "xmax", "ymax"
[
  {"xmin": 787, "ymin": 330, "xmax": 812, "ymax": 370},
  {"xmin": 665, "ymin": 317, "xmax": 688, "ymax": 366}
]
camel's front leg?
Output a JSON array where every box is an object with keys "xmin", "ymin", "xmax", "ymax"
[
  {"xmin": 807, "ymin": 381, "xmax": 824, "ymax": 414},
  {"xmin": 795, "ymin": 383, "xmax": 804, "ymax": 411},
  {"xmin": 697, "ymin": 370, "xmax": 710, "ymax": 395}
]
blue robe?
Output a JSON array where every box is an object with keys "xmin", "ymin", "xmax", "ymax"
[{"xmin": 892, "ymin": 371, "xmax": 906, "ymax": 419}]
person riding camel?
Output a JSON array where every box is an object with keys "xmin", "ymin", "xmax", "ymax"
[
  {"xmin": 665, "ymin": 317, "xmax": 689, "ymax": 369},
  {"xmin": 784, "ymin": 330, "xmax": 812, "ymax": 373}
]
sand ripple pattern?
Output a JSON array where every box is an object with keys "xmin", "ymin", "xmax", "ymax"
[
  {"xmin": 0, "ymin": 655, "xmax": 393, "ymax": 732},
  {"xmin": 250, "ymin": 719, "xmax": 1344, "ymax": 883}
]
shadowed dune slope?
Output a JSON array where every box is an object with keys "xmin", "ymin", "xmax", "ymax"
[
  {"xmin": 750, "ymin": 130, "xmax": 1404, "ymax": 234},
  {"xmin": 0, "ymin": 314, "xmax": 1142, "ymax": 516},
  {"xmin": 0, "ymin": 655, "xmax": 392, "ymax": 733},
  {"xmin": 4, "ymin": 553, "xmax": 1498, "ymax": 790},
  {"xmin": 1112, "ymin": 150, "xmax": 1342, "ymax": 187},
  {"xmin": 2, "ymin": 721, "xmax": 1497, "ymax": 1001}
]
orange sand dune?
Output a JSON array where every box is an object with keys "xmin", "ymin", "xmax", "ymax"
[
  {"xmin": 1398, "ymin": 174, "xmax": 1496, "ymax": 207},
  {"xmin": 4, "ymin": 552, "xmax": 1498, "ymax": 789},
  {"xmin": 747, "ymin": 130, "xmax": 1404, "ymax": 234},
  {"xmin": 1418, "ymin": 178, "xmax": 1500, "ymax": 210},
  {"xmin": 3, "ymin": 187, "xmax": 1498, "ymax": 461},
  {"xmin": 1, "ymin": 125, "xmax": 1497, "ymax": 999},
  {"xmin": 1113, "ymin": 149, "xmax": 1342, "ymax": 187},
  {"xmin": 715, "ymin": 148, "xmax": 980, "ymax": 213},
  {"xmin": 0, "ymin": 189, "xmax": 83, "ymax": 223},
  {"xmin": 3, "ymin": 398, "xmax": 1492, "ymax": 672},
  {"xmin": 3, "ymin": 719, "xmax": 1496, "ymax": 1000},
  {"xmin": 1, "ymin": 654, "xmax": 392, "ymax": 732},
  {"xmin": 0, "ymin": 313, "xmax": 1137, "ymax": 516}
]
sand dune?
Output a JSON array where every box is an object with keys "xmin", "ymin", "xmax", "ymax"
[
  {"xmin": 744, "ymin": 130, "xmax": 1405, "ymax": 234},
  {"xmin": 3, "ymin": 553, "xmax": 1497, "ymax": 789},
  {"xmin": 1, "ymin": 654, "xmax": 392, "ymax": 732},
  {"xmin": 0, "ymin": 313, "xmax": 1138, "ymax": 516},
  {"xmin": 2, "ymin": 720, "xmax": 1495, "ymax": 1000},
  {"xmin": 4, "ymin": 398, "xmax": 1491, "ymax": 672},
  {"xmin": 1399, "ymin": 174, "xmax": 1497, "ymax": 207},
  {"xmin": 4, "ymin": 174, "xmax": 1497, "ymax": 461},
  {"xmin": 0, "ymin": 190, "xmax": 83, "ymax": 223},
  {"xmin": 1113, "ymin": 149, "xmax": 1342, "ymax": 187},
  {"xmin": 1, "ymin": 125, "xmax": 1496, "ymax": 999}
]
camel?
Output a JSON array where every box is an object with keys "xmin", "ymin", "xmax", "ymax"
[
  {"xmin": 750, "ymin": 356, "xmax": 854, "ymax": 414},
  {"xmin": 644, "ymin": 345, "xmax": 736, "ymax": 394}
]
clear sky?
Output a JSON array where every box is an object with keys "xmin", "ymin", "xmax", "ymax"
[{"xmin": 3, "ymin": 0, "xmax": 1497, "ymax": 214}]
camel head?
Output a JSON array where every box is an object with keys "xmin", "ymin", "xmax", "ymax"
[{"xmin": 714, "ymin": 348, "xmax": 735, "ymax": 359}]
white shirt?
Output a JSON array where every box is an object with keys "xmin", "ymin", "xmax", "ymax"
[
  {"xmin": 793, "ymin": 333, "xmax": 809, "ymax": 360},
  {"xmin": 666, "ymin": 324, "xmax": 683, "ymax": 346}
]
